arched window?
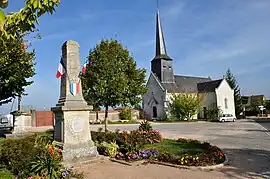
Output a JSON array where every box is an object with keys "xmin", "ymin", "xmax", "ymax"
[{"xmin": 224, "ymin": 98, "xmax": 228, "ymax": 109}]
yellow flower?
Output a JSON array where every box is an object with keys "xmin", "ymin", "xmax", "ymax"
[
  {"xmin": 181, "ymin": 161, "xmax": 184, "ymax": 165},
  {"xmin": 181, "ymin": 157, "xmax": 184, "ymax": 161}
]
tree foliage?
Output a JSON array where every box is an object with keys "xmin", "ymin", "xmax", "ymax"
[
  {"xmin": 0, "ymin": 0, "xmax": 60, "ymax": 41},
  {"xmin": 0, "ymin": 37, "xmax": 35, "ymax": 105},
  {"xmin": 81, "ymin": 39, "xmax": 147, "ymax": 131},
  {"xmin": 0, "ymin": 0, "xmax": 59, "ymax": 106},
  {"xmin": 169, "ymin": 93, "xmax": 202, "ymax": 121},
  {"xmin": 224, "ymin": 69, "xmax": 242, "ymax": 118},
  {"xmin": 206, "ymin": 106, "xmax": 223, "ymax": 121}
]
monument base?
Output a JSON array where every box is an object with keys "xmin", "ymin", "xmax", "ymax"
[
  {"xmin": 51, "ymin": 105, "xmax": 99, "ymax": 164},
  {"xmin": 62, "ymin": 140, "xmax": 99, "ymax": 163},
  {"xmin": 12, "ymin": 112, "xmax": 32, "ymax": 134}
]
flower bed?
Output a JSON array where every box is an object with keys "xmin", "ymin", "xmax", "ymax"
[{"xmin": 92, "ymin": 121, "xmax": 226, "ymax": 167}]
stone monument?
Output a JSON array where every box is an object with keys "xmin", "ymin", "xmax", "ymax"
[{"xmin": 51, "ymin": 40, "xmax": 98, "ymax": 163}]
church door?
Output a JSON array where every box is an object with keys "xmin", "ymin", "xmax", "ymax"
[
  {"xmin": 203, "ymin": 107, "xmax": 207, "ymax": 119},
  {"xmin": 153, "ymin": 106, "xmax": 157, "ymax": 118}
]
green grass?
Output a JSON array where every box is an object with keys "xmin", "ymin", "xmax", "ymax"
[
  {"xmin": 143, "ymin": 139, "xmax": 205, "ymax": 156},
  {"xmin": 154, "ymin": 119, "xmax": 199, "ymax": 123},
  {"xmin": 0, "ymin": 169, "xmax": 14, "ymax": 179},
  {"xmin": 107, "ymin": 120, "xmax": 140, "ymax": 124},
  {"xmin": 0, "ymin": 137, "xmax": 5, "ymax": 149}
]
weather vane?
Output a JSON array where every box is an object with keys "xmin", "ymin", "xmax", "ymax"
[{"xmin": 156, "ymin": 0, "xmax": 159, "ymax": 9}]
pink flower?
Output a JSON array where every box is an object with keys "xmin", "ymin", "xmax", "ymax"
[{"xmin": 28, "ymin": 177, "xmax": 33, "ymax": 179}]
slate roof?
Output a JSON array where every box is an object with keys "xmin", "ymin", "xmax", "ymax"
[
  {"xmin": 197, "ymin": 79, "xmax": 223, "ymax": 92},
  {"xmin": 162, "ymin": 75, "xmax": 212, "ymax": 93}
]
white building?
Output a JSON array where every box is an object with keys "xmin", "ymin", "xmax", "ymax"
[{"xmin": 142, "ymin": 9, "xmax": 235, "ymax": 120}]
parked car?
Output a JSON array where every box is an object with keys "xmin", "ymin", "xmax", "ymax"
[
  {"xmin": 0, "ymin": 114, "xmax": 14, "ymax": 133},
  {"xmin": 217, "ymin": 114, "xmax": 236, "ymax": 122}
]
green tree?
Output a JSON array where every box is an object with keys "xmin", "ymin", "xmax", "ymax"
[
  {"xmin": 0, "ymin": 37, "xmax": 35, "ymax": 105},
  {"xmin": 0, "ymin": 0, "xmax": 60, "ymax": 41},
  {"xmin": 0, "ymin": 0, "xmax": 59, "ymax": 106},
  {"xmin": 81, "ymin": 39, "xmax": 147, "ymax": 131},
  {"xmin": 206, "ymin": 106, "xmax": 223, "ymax": 121},
  {"xmin": 224, "ymin": 69, "xmax": 242, "ymax": 118},
  {"xmin": 169, "ymin": 93, "xmax": 202, "ymax": 121}
]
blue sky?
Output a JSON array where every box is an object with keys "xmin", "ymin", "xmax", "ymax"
[{"xmin": 1, "ymin": 0, "xmax": 270, "ymax": 113}]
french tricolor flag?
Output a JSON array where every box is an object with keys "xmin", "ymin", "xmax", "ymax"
[
  {"xmin": 82, "ymin": 62, "xmax": 87, "ymax": 73},
  {"xmin": 70, "ymin": 82, "xmax": 80, "ymax": 96},
  {"xmin": 56, "ymin": 58, "xmax": 66, "ymax": 78}
]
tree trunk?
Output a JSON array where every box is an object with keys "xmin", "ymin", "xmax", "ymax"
[
  {"xmin": 18, "ymin": 95, "xmax": 21, "ymax": 112},
  {"xmin": 104, "ymin": 106, "xmax": 108, "ymax": 132},
  {"xmin": 96, "ymin": 110, "xmax": 98, "ymax": 122}
]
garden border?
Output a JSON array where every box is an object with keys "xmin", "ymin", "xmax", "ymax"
[{"xmin": 109, "ymin": 153, "xmax": 228, "ymax": 171}]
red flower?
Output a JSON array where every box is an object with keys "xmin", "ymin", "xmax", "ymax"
[{"xmin": 48, "ymin": 145, "xmax": 54, "ymax": 155}]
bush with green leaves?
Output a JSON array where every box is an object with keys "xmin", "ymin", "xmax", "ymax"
[
  {"xmin": 119, "ymin": 107, "xmax": 132, "ymax": 121},
  {"xmin": 169, "ymin": 93, "xmax": 202, "ymax": 121},
  {"xmin": 95, "ymin": 141, "xmax": 119, "ymax": 157},
  {"xmin": 0, "ymin": 168, "xmax": 13, "ymax": 179},
  {"xmin": 0, "ymin": 132, "xmax": 59, "ymax": 178},
  {"xmin": 0, "ymin": 134, "xmax": 46, "ymax": 178}
]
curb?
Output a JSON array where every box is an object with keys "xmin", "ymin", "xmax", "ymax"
[
  {"xmin": 109, "ymin": 153, "xmax": 229, "ymax": 171},
  {"xmin": 110, "ymin": 158, "xmax": 133, "ymax": 166}
]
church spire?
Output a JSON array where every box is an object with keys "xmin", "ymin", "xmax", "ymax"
[{"xmin": 155, "ymin": 8, "xmax": 171, "ymax": 59}]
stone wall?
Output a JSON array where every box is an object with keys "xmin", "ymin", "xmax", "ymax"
[{"xmin": 89, "ymin": 110, "xmax": 140, "ymax": 123}]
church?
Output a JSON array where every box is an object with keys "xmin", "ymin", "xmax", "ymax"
[{"xmin": 142, "ymin": 9, "xmax": 236, "ymax": 120}]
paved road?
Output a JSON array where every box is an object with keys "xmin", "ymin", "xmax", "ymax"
[
  {"xmin": 253, "ymin": 118, "xmax": 270, "ymax": 131},
  {"xmin": 91, "ymin": 119, "xmax": 270, "ymax": 179}
]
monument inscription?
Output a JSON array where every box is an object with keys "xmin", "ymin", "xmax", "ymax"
[{"xmin": 71, "ymin": 117, "xmax": 84, "ymax": 133}]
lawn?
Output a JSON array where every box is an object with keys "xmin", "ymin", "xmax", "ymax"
[
  {"xmin": 153, "ymin": 119, "xmax": 199, "ymax": 123},
  {"xmin": 0, "ymin": 137, "xmax": 5, "ymax": 149},
  {"xmin": 106, "ymin": 120, "xmax": 140, "ymax": 124},
  {"xmin": 143, "ymin": 139, "xmax": 205, "ymax": 156}
]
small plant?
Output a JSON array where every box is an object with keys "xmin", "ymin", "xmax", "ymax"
[
  {"xmin": 139, "ymin": 120, "xmax": 152, "ymax": 132},
  {"xmin": 96, "ymin": 141, "xmax": 119, "ymax": 157},
  {"xmin": 119, "ymin": 107, "xmax": 132, "ymax": 121},
  {"xmin": 60, "ymin": 167, "xmax": 84, "ymax": 179},
  {"xmin": 30, "ymin": 144, "xmax": 62, "ymax": 179},
  {"xmin": 115, "ymin": 149, "xmax": 158, "ymax": 162}
]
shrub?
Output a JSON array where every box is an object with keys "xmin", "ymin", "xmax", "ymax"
[
  {"xmin": 0, "ymin": 134, "xmax": 46, "ymax": 178},
  {"xmin": 95, "ymin": 141, "xmax": 119, "ymax": 157},
  {"xmin": 0, "ymin": 168, "xmax": 13, "ymax": 179},
  {"xmin": 139, "ymin": 110, "xmax": 145, "ymax": 119},
  {"xmin": 119, "ymin": 107, "xmax": 132, "ymax": 121},
  {"xmin": 91, "ymin": 126, "xmax": 162, "ymax": 155},
  {"xmin": 133, "ymin": 129, "xmax": 162, "ymax": 144},
  {"xmin": 34, "ymin": 130, "xmax": 54, "ymax": 148}
]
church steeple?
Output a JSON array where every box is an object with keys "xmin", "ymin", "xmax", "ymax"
[
  {"xmin": 155, "ymin": 9, "xmax": 171, "ymax": 60},
  {"xmin": 151, "ymin": 7, "xmax": 174, "ymax": 83}
]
